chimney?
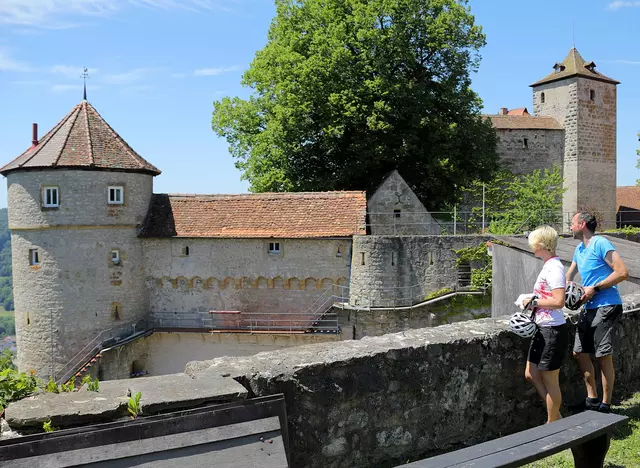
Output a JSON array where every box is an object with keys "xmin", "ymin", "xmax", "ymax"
[
  {"xmin": 32, "ymin": 123, "xmax": 39, "ymax": 146},
  {"xmin": 499, "ymin": 108, "xmax": 508, "ymax": 115}
]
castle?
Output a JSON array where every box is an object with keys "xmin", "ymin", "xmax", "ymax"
[
  {"xmin": 0, "ymin": 48, "xmax": 619, "ymax": 380},
  {"xmin": 487, "ymin": 47, "xmax": 619, "ymax": 227}
]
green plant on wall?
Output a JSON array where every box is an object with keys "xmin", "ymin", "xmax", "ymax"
[
  {"xmin": 454, "ymin": 243, "xmax": 492, "ymax": 291},
  {"xmin": 128, "ymin": 391, "xmax": 142, "ymax": 419},
  {"xmin": 43, "ymin": 420, "xmax": 56, "ymax": 433}
]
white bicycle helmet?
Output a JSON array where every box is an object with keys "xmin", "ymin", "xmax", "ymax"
[
  {"xmin": 509, "ymin": 312, "xmax": 538, "ymax": 338},
  {"xmin": 565, "ymin": 281, "xmax": 585, "ymax": 310}
]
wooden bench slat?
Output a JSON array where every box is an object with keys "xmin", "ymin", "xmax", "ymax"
[
  {"xmin": 454, "ymin": 416, "xmax": 627, "ymax": 468},
  {"xmin": 403, "ymin": 412, "xmax": 626, "ymax": 468}
]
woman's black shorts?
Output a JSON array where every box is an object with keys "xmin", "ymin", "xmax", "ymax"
[{"xmin": 528, "ymin": 323, "xmax": 569, "ymax": 371}]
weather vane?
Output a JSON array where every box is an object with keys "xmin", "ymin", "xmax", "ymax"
[{"xmin": 81, "ymin": 67, "xmax": 89, "ymax": 101}]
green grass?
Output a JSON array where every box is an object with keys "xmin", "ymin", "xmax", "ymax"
[{"xmin": 525, "ymin": 393, "xmax": 640, "ymax": 467}]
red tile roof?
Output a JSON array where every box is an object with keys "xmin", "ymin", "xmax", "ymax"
[
  {"xmin": 485, "ymin": 115, "xmax": 563, "ymax": 130},
  {"xmin": 507, "ymin": 108, "xmax": 530, "ymax": 116},
  {"xmin": 617, "ymin": 186, "xmax": 640, "ymax": 211},
  {"xmin": 0, "ymin": 101, "xmax": 160, "ymax": 176},
  {"xmin": 139, "ymin": 192, "xmax": 367, "ymax": 238}
]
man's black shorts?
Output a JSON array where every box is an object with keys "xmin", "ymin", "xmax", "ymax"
[
  {"xmin": 573, "ymin": 305, "xmax": 623, "ymax": 358},
  {"xmin": 528, "ymin": 323, "xmax": 569, "ymax": 371}
]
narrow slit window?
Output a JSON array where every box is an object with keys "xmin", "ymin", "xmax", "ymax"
[
  {"xmin": 181, "ymin": 246, "xmax": 190, "ymax": 256},
  {"xmin": 42, "ymin": 187, "xmax": 59, "ymax": 208},
  {"xmin": 268, "ymin": 242, "xmax": 280, "ymax": 254},
  {"xmin": 589, "ymin": 89, "xmax": 595, "ymax": 101},
  {"xmin": 108, "ymin": 186, "xmax": 124, "ymax": 205},
  {"xmin": 523, "ymin": 138, "xmax": 529, "ymax": 149},
  {"xmin": 540, "ymin": 92, "xmax": 545, "ymax": 104},
  {"xmin": 29, "ymin": 249, "xmax": 39, "ymax": 266},
  {"xmin": 361, "ymin": 252, "xmax": 365, "ymax": 265}
]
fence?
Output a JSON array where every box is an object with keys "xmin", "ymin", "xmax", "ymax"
[{"xmin": 363, "ymin": 210, "xmax": 636, "ymax": 235}]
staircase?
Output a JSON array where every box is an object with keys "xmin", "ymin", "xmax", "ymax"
[{"xmin": 56, "ymin": 319, "xmax": 151, "ymax": 385}]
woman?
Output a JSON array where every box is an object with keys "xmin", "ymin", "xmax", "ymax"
[{"xmin": 523, "ymin": 225, "xmax": 569, "ymax": 423}]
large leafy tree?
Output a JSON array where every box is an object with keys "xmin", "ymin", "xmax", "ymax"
[
  {"xmin": 461, "ymin": 165, "xmax": 566, "ymax": 234},
  {"xmin": 212, "ymin": 0, "xmax": 499, "ymax": 209}
]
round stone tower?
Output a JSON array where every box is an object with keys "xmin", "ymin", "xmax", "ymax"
[{"xmin": 0, "ymin": 100, "xmax": 161, "ymax": 379}]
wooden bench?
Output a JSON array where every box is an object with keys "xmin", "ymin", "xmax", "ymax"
[{"xmin": 400, "ymin": 410, "xmax": 627, "ymax": 468}]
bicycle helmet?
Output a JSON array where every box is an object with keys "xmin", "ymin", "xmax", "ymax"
[
  {"xmin": 509, "ymin": 311, "xmax": 538, "ymax": 338},
  {"xmin": 565, "ymin": 281, "xmax": 585, "ymax": 310}
]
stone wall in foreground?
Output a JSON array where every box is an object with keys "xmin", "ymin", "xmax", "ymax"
[{"xmin": 186, "ymin": 304, "xmax": 640, "ymax": 468}]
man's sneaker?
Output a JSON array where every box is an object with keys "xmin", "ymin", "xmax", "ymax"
[
  {"xmin": 585, "ymin": 398, "xmax": 601, "ymax": 411},
  {"xmin": 598, "ymin": 403, "xmax": 611, "ymax": 414}
]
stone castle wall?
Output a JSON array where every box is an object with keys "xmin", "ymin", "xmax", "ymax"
[
  {"xmin": 494, "ymin": 128, "xmax": 564, "ymax": 175},
  {"xmin": 348, "ymin": 235, "xmax": 490, "ymax": 307},
  {"xmin": 142, "ymin": 238, "xmax": 351, "ymax": 315},
  {"xmin": 6, "ymin": 170, "xmax": 152, "ymax": 378},
  {"xmin": 186, "ymin": 306, "xmax": 640, "ymax": 468}
]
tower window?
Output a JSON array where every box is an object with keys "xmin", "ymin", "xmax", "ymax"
[
  {"xmin": 590, "ymin": 89, "xmax": 595, "ymax": 101},
  {"xmin": 29, "ymin": 249, "xmax": 39, "ymax": 266},
  {"xmin": 111, "ymin": 302, "xmax": 122, "ymax": 321},
  {"xmin": 394, "ymin": 209, "xmax": 401, "ymax": 218},
  {"xmin": 42, "ymin": 186, "xmax": 59, "ymax": 208},
  {"xmin": 111, "ymin": 249, "xmax": 120, "ymax": 264},
  {"xmin": 523, "ymin": 138, "xmax": 529, "ymax": 149},
  {"xmin": 540, "ymin": 92, "xmax": 545, "ymax": 104},
  {"xmin": 268, "ymin": 242, "xmax": 280, "ymax": 254},
  {"xmin": 181, "ymin": 246, "xmax": 190, "ymax": 256},
  {"xmin": 108, "ymin": 186, "xmax": 124, "ymax": 205},
  {"xmin": 361, "ymin": 252, "xmax": 365, "ymax": 265}
]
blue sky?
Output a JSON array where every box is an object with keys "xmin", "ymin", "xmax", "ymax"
[{"xmin": 0, "ymin": 0, "xmax": 639, "ymax": 209}]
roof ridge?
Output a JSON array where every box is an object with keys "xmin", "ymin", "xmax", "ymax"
[
  {"xmin": 86, "ymin": 102, "xmax": 158, "ymax": 172},
  {"xmin": 53, "ymin": 104, "xmax": 83, "ymax": 168},
  {"xmin": 83, "ymin": 101, "xmax": 95, "ymax": 166},
  {"xmin": 162, "ymin": 191, "xmax": 366, "ymax": 198}
]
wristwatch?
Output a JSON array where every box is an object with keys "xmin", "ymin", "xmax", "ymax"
[
  {"xmin": 594, "ymin": 285, "xmax": 602, "ymax": 293},
  {"xmin": 531, "ymin": 298, "xmax": 538, "ymax": 309}
]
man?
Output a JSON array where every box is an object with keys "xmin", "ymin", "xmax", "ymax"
[{"xmin": 567, "ymin": 211, "xmax": 629, "ymax": 413}]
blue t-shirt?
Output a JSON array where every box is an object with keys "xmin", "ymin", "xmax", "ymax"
[{"xmin": 573, "ymin": 236, "xmax": 622, "ymax": 308}]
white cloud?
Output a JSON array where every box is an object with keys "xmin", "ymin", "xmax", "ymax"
[
  {"xmin": 102, "ymin": 68, "xmax": 157, "ymax": 85},
  {"xmin": 0, "ymin": 48, "xmax": 32, "ymax": 72},
  {"xmin": 51, "ymin": 65, "xmax": 99, "ymax": 78},
  {"xmin": 194, "ymin": 66, "xmax": 241, "ymax": 76},
  {"xmin": 608, "ymin": 1, "xmax": 640, "ymax": 10},
  {"xmin": 0, "ymin": 0, "xmax": 226, "ymax": 28},
  {"xmin": 596, "ymin": 59, "xmax": 640, "ymax": 65}
]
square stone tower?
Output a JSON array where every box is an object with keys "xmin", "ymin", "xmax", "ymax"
[{"xmin": 531, "ymin": 48, "xmax": 619, "ymax": 229}]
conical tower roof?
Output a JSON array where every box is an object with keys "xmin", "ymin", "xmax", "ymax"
[
  {"xmin": 530, "ymin": 48, "xmax": 620, "ymax": 87},
  {"xmin": 0, "ymin": 101, "xmax": 161, "ymax": 176}
]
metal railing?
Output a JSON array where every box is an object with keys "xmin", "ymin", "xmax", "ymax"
[
  {"xmin": 56, "ymin": 318, "xmax": 149, "ymax": 384},
  {"xmin": 363, "ymin": 210, "xmax": 637, "ymax": 235},
  {"xmin": 152, "ymin": 309, "xmax": 340, "ymax": 334}
]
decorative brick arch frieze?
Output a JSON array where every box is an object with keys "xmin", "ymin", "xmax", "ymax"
[{"xmin": 146, "ymin": 275, "xmax": 347, "ymax": 291}]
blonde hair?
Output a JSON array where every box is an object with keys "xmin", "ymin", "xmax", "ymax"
[{"xmin": 528, "ymin": 225, "xmax": 558, "ymax": 253}]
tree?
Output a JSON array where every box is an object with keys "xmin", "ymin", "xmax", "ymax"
[
  {"xmin": 212, "ymin": 0, "xmax": 499, "ymax": 209},
  {"xmin": 462, "ymin": 165, "xmax": 566, "ymax": 234}
]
